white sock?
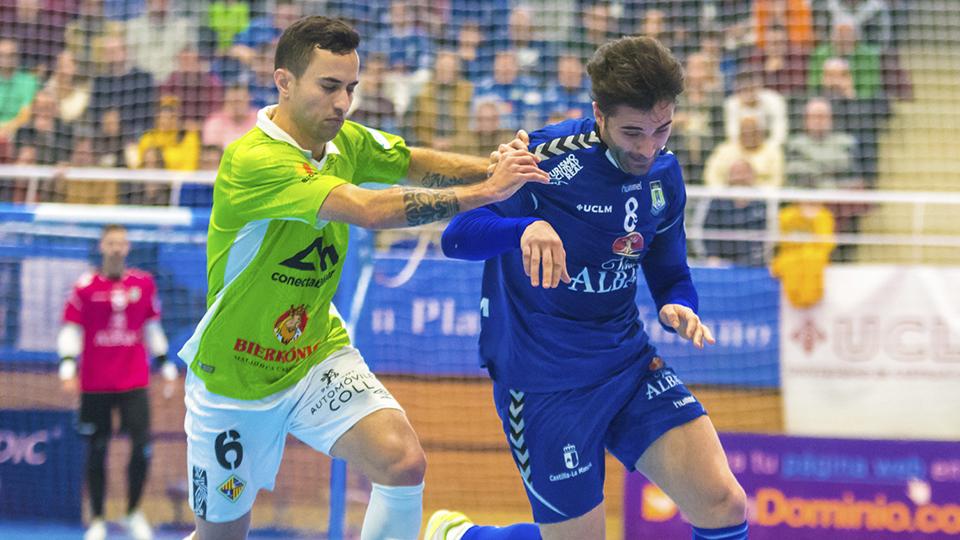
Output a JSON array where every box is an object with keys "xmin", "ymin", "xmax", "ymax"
[{"xmin": 360, "ymin": 482, "xmax": 425, "ymax": 540}]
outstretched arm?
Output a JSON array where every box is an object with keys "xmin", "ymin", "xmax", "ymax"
[
  {"xmin": 318, "ymin": 148, "xmax": 549, "ymax": 229},
  {"xmin": 406, "ymin": 130, "xmax": 532, "ymax": 187}
]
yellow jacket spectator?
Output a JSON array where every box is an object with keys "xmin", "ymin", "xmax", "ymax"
[
  {"xmin": 137, "ymin": 95, "xmax": 200, "ymax": 171},
  {"xmin": 771, "ymin": 203, "xmax": 836, "ymax": 308}
]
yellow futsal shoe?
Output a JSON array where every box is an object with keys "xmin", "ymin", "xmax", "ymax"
[{"xmin": 424, "ymin": 509, "xmax": 475, "ymax": 540}]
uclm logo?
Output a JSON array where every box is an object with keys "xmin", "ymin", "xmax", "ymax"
[
  {"xmin": 0, "ymin": 428, "xmax": 61, "ymax": 466},
  {"xmin": 793, "ymin": 315, "xmax": 960, "ymax": 362}
]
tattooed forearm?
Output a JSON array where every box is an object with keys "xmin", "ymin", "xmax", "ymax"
[
  {"xmin": 402, "ymin": 187, "xmax": 461, "ymax": 226},
  {"xmin": 419, "ymin": 172, "xmax": 470, "ymax": 188}
]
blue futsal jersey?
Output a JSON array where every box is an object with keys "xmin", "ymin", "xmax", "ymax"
[{"xmin": 443, "ymin": 118, "xmax": 698, "ymax": 393}]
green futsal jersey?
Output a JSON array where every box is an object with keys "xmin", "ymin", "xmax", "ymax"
[{"xmin": 179, "ymin": 107, "xmax": 410, "ymax": 400}]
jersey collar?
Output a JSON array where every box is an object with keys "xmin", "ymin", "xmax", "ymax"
[{"xmin": 256, "ymin": 105, "xmax": 340, "ymax": 165}]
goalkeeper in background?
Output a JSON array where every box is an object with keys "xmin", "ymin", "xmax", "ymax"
[
  {"xmin": 178, "ymin": 15, "xmax": 547, "ymax": 540},
  {"xmin": 432, "ymin": 37, "xmax": 748, "ymax": 540},
  {"xmin": 58, "ymin": 223, "xmax": 176, "ymax": 540}
]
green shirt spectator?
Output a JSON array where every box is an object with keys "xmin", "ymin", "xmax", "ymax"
[
  {"xmin": 208, "ymin": 1, "xmax": 251, "ymax": 52},
  {"xmin": 808, "ymin": 21, "xmax": 882, "ymax": 98},
  {"xmin": 0, "ymin": 39, "xmax": 39, "ymax": 130}
]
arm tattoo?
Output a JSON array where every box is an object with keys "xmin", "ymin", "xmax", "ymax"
[
  {"xmin": 419, "ymin": 172, "xmax": 470, "ymax": 188},
  {"xmin": 402, "ymin": 187, "xmax": 460, "ymax": 226}
]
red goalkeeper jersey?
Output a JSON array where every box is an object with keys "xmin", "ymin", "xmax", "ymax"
[{"xmin": 63, "ymin": 269, "xmax": 161, "ymax": 393}]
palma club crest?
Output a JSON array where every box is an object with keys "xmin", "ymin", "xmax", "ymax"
[{"xmin": 274, "ymin": 304, "xmax": 308, "ymax": 345}]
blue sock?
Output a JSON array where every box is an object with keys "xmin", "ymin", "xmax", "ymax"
[
  {"xmin": 692, "ymin": 521, "xmax": 748, "ymax": 540},
  {"xmin": 462, "ymin": 523, "xmax": 541, "ymax": 540}
]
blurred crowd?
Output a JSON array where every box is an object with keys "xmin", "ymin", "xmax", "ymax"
[{"xmin": 0, "ymin": 0, "xmax": 913, "ymax": 267}]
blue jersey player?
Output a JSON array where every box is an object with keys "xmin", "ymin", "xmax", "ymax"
[{"xmin": 426, "ymin": 37, "xmax": 748, "ymax": 540}]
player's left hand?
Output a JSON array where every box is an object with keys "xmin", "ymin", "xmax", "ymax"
[
  {"xmin": 487, "ymin": 130, "xmax": 532, "ymax": 176},
  {"xmin": 659, "ymin": 304, "xmax": 716, "ymax": 349}
]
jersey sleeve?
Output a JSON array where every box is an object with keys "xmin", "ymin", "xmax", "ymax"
[
  {"xmin": 218, "ymin": 142, "xmax": 347, "ymax": 228},
  {"xmin": 641, "ymin": 158, "xmax": 698, "ymax": 330},
  {"xmin": 344, "ymin": 121, "xmax": 411, "ymax": 185},
  {"xmin": 145, "ymin": 275, "xmax": 161, "ymax": 320},
  {"xmin": 62, "ymin": 278, "xmax": 86, "ymax": 324}
]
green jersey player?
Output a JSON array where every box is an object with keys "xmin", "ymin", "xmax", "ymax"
[{"xmin": 178, "ymin": 16, "xmax": 548, "ymax": 540}]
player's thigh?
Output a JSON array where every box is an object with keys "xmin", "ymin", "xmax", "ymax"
[
  {"xmin": 634, "ymin": 415, "xmax": 744, "ymax": 526},
  {"xmin": 287, "ymin": 347, "xmax": 423, "ymax": 485},
  {"xmin": 490, "ymin": 374, "xmax": 637, "ymax": 529},
  {"xmin": 184, "ymin": 373, "xmax": 288, "ymax": 525},
  {"xmin": 118, "ymin": 388, "xmax": 151, "ymax": 446},
  {"xmin": 78, "ymin": 392, "xmax": 115, "ymax": 439}
]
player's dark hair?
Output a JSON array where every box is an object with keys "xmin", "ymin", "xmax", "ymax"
[
  {"xmin": 587, "ymin": 36, "xmax": 684, "ymax": 115},
  {"xmin": 101, "ymin": 224, "xmax": 126, "ymax": 237},
  {"xmin": 275, "ymin": 16, "xmax": 360, "ymax": 78}
]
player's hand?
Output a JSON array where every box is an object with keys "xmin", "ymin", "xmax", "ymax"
[
  {"xmin": 659, "ymin": 304, "xmax": 715, "ymax": 349},
  {"xmin": 484, "ymin": 147, "xmax": 549, "ymax": 202},
  {"xmin": 487, "ymin": 130, "xmax": 532, "ymax": 176},
  {"xmin": 521, "ymin": 220, "xmax": 571, "ymax": 288}
]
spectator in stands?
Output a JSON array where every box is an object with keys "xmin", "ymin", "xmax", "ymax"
[
  {"xmin": 14, "ymin": 90, "xmax": 73, "ymax": 165},
  {"xmin": 62, "ymin": 132, "xmax": 119, "ymax": 205},
  {"xmin": 771, "ymin": 199, "xmax": 836, "ymax": 307},
  {"xmin": 698, "ymin": 27, "xmax": 739, "ymax": 94},
  {"xmin": 705, "ymin": 114, "xmax": 785, "ymax": 187},
  {"xmin": 129, "ymin": 146, "xmax": 171, "ymax": 205},
  {"xmin": 199, "ymin": 144, "xmax": 223, "ymax": 171},
  {"xmin": 137, "ymin": 94, "xmax": 200, "ymax": 171},
  {"xmin": 453, "ymin": 95, "xmax": 514, "ymax": 157},
  {"xmin": 232, "ymin": 0, "xmax": 300, "ymax": 51},
  {"xmin": 820, "ymin": 56, "xmax": 890, "ymax": 183},
  {"xmin": 246, "ymin": 42, "xmax": 279, "ymax": 109},
  {"xmin": 370, "ymin": 0, "xmax": 435, "ymax": 74},
  {"xmin": 724, "ymin": 68, "xmax": 788, "ymax": 147},
  {"xmin": 672, "ymin": 52, "xmax": 724, "ymax": 184},
  {"xmin": 565, "ymin": 2, "xmax": 617, "ymax": 63},
  {"xmin": 808, "ymin": 19, "xmax": 882, "ymax": 98},
  {"xmin": 500, "ymin": 6, "xmax": 550, "ymax": 82},
  {"xmin": 207, "ymin": 0, "xmax": 250, "ymax": 52},
  {"xmin": 201, "ymin": 82, "xmax": 257, "ymax": 150},
  {"xmin": 348, "ymin": 52, "xmax": 400, "ymax": 134},
  {"xmin": 3, "ymin": 0, "xmax": 67, "ymax": 76},
  {"xmin": 93, "ymin": 108, "xmax": 131, "ymax": 168},
  {"xmin": 452, "ymin": 21, "xmax": 485, "ymax": 83},
  {"xmin": 754, "ymin": 22, "xmax": 810, "ymax": 95},
  {"xmin": 44, "ymin": 51, "xmax": 91, "ymax": 125},
  {"xmin": 57, "ymin": 223, "xmax": 175, "ymax": 540},
  {"xmin": 474, "ymin": 49, "xmax": 543, "ymax": 131},
  {"xmin": 816, "ymin": 0, "xmax": 891, "ymax": 48},
  {"xmin": 125, "ymin": 0, "xmax": 195, "ymax": 82},
  {"xmin": 700, "ymin": 160, "xmax": 769, "ymax": 266},
  {"xmin": 0, "ymin": 38, "xmax": 39, "ymax": 138},
  {"xmin": 65, "ymin": 0, "xmax": 124, "ymax": 76},
  {"xmin": 159, "ymin": 46, "xmax": 224, "ymax": 125},
  {"xmin": 754, "ymin": 0, "xmax": 814, "ymax": 52},
  {"xmin": 786, "ymin": 97, "xmax": 861, "ymax": 187},
  {"xmin": 408, "ymin": 50, "xmax": 473, "ymax": 150},
  {"xmin": 541, "ymin": 53, "xmax": 593, "ymax": 122},
  {"xmin": 89, "ymin": 34, "xmax": 155, "ymax": 139}
]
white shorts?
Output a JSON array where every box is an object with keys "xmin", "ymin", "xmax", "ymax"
[{"xmin": 184, "ymin": 346, "xmax": 403, "ymax": 522}]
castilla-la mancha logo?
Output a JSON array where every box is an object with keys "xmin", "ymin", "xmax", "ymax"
[{"xmin": 274, "ymin": 304, "xmax": 309, "ymax": 345}]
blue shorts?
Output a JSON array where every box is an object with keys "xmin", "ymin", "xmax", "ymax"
[{"xmin": 492, "ymin": 357, "xmax": 706, "ymax": 524}]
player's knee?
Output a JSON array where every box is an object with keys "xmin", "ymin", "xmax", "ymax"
[
  {"xmin": 380, "ymin": 440, "xmax": 427, "ymax": 486},
  {"xmin": 708, "ymin": 482, "xmax": 747, "ymax": 525}
]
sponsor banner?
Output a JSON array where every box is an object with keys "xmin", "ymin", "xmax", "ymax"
[
  {"xmin": 781, "ymin": 265, "xmax": 960, "ymax": 439},
  {"xmin": 0, "ymin": 410, "xmax": 84, "ymax": 522},
  {"xmin": 355, "ymin": 257, "xmax": 779, "ymax": 385},
  {"xmin": 624, "ymin": 432, "xmax": 960, "ymax": 540}
]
